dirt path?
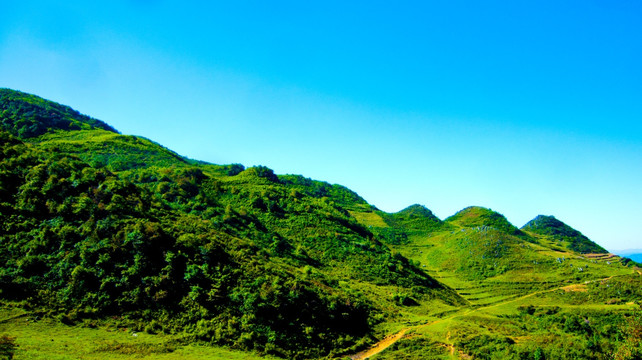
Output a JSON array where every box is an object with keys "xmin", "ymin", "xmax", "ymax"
[
  {"xmin": 350, "ymin": 328, "xmax": 409, "ymax": 359},
  {"xmin": 347, "ymin": 273, "xmax": 629, "ymax": 359},
  {"xmin": 446, "ymin": 331, "xmax": 454, "ymax": 356}
]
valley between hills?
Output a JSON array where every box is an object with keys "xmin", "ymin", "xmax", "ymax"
[{"xmin": 0, "ymin": 88, "xmax": 640, "ymax": 359}]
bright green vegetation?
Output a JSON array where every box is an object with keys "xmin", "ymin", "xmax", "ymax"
[
  {"xmin": 370, "ymin": 275, "xmax": 642, "ymax": 360},
  {"xmin": 445, "ymin": 206, "xmax": 525, "ymax": 237},
  {"xmin": 0, "ymin": 89, "xmax": 640, "ymax": 359},
  {"xmin": 348, "ymin": 200, "xmax": 641, "ymax": 359},
  {"xmin": 0, "ymin": 89, "xmax": 461, "ymax": 359},
  {"xmin": 0, "ymin": 305, "xmax": 275, "ymax": 360}
]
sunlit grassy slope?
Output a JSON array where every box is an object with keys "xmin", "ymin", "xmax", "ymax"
[{"xmin": 348, "ymin": 204, "xmax": 641, "ymax": 359}]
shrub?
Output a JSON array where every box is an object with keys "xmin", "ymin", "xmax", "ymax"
[{"xmin": 0, "ymin": 334, "xmax": 17, "ymax": 360}]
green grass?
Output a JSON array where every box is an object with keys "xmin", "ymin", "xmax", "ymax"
[
  {"xmin": 0, "ymin": 306, "xmax": 274, "ymax": 360},
  {"xmin": 347, "ymin": 203, "xmax": 642, "ymax": 359}
]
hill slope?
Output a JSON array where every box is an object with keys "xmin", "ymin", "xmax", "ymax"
[
  {"xmin": 1, "ymin": 89, "xmax": 639, "ymax": 360},
  {"xmin": 522, "ymin": 215, "xmax": 608, "ymax": 254},
  {"xmin": 0, "ymin": 89, "xmax": 464, "ymax": 359},
  {"xmin": 445, "ymin": 206, "xmax": 524, "ymax": 236},
  {"xmin": 0, "ymin": 88, "xmax": 117, "ymax": 137}
]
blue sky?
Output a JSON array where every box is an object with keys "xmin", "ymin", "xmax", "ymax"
[{"xmin": 1, "ymin": 1, "xmax": 641, "ymax": 251}]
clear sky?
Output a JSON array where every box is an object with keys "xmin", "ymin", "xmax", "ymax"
[{"xmin": 2, "ymin": 1, "xmax": 641, "ymax": 251}]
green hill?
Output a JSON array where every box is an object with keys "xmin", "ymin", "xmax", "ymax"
[
  {"xmin": 0, "ymin": 89, "xmax": 463, "ymax": 359},
  {"xmin": 522, "ymin": 215, "xmax": 608, "ymax": 254},
  {"xmin": 0, "ymin": 88, "xmax": 117, "ymax": 137},
  {"xmin": 445, "ymin": 206, "xmax": 523, "ymax": 236},
  {"xmin": 393, "ymin": 204, "xmax": 442, "ymax": 224},
  {"xmin": 0, "ymin": 89, "xmax": 640, "ymax": 360}
]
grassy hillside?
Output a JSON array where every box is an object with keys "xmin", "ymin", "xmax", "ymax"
[
  {"xmin": 445, "ymin": 206, "xmax": 524, "ymax": 236},
  {"xmin": 1, "ymin": 89, "xmax": 640, "ymax": 360},
  {"xmin": 34, "ymin": 130, "xmax": 189, "ymax": 171},
  {"xmin": 348, "ymin": 203, "xmax": 641, "ymax": 359}
]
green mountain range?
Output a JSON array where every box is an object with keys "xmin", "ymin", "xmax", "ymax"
[{"xmin": 0, "ymin": 88, "xmax": 640, "ymax": 360}]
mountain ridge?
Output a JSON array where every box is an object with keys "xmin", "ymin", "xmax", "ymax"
[
  {"xmin": 0, "ymin": 88, "xmax": 611, "ymax": 253},
  {"xmin": 1, "ymin": 88, "xmax": 638, "ymax": 360},
  {"xmin": 0, "ymin": 88, "xmax": 118, "ymax": 137}
]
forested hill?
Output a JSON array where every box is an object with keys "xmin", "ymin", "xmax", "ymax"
[
  {"xmin": 0, "ymin": 89, "xmax": 462, "ymax": 359},
  {"xmin": 0, "ymin": 88, "xmax": 118, "ymax": 138},
  {"xmin": 1, "ymin": 89, "xmax": 632, "ymax": 360}
]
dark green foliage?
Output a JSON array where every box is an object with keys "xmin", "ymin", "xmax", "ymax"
[
  {"xmin": 522, "ymin": 215, "xmax": 607, "ymax": 254},
  {"xmin": 225, "ymin": 163, "xmax": 245, "ymax": 176},
  {"xmin": 240, "ymin": 166, "xmax": 281, "ymax": 183},
  {"xmin": 0, "ymin": 334, "xmax": 16, "ymax": 360},
  {"xmin": 376, "ymin": 227, "xmax": 409, "ymax": 245},
  {"xmin": 0, "ymin": 88, "xmax": 117, "ymax": 138},
  {"xmin": 279, "ymin": 174, "xmax": 369, "ymax": 210},
  {"xmin": 0, "ymin": 102, "xmax": 462, "ymax": 358},
  {"xmin": 0, "ymin": 131, "xmax": 391, "ymax": 357},
  {"xmin": 2, "ymin": 90, "xmax": 628, "ymax": 359}
]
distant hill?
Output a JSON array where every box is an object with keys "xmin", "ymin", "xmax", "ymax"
[
  {"xmin": 521, "ymin": 215, "xmax": 607, "ymax": 254},
  {"xmin": 445, "ymin": 206, "xmax": 523, "ymax": 236},
  {"xmin": 615, "ymin": 250, "xmax": 642, "ymax": 263}
]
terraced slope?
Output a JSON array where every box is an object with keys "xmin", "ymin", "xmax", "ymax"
[{"xmin": 346, "ymin": 205, "xmax": 640, "ymax": 359}]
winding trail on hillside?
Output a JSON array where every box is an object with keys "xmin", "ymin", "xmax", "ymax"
[
  {"xmin": 347, "ymin": 273, "xmax": 634, "ymax": 359},
  {"xmin": 350, "ymin": 328, "xmax": 409, "ymax": 359}
]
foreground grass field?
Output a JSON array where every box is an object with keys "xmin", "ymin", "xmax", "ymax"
[{"xmin": 0, "ymin": 306, "xmax": 275, "ymax": 360}]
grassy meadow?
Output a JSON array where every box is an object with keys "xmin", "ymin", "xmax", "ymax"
[{"xmin": 0, "ymin": 305, "xmax": 276, "ymax": 360}]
